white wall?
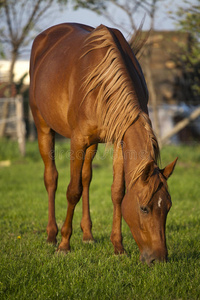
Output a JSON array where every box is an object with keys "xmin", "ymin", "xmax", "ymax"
[{"xmin": 0, "ymin": 60, "xmax": 30, "ymax": 85}]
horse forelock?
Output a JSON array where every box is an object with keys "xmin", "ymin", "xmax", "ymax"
[
  {"xmin": 139, "ymin": 170, "xmax": 168, "ymax": 208},
  {"xmin": 80, "ymin": 24, "xmax": 143, "ymax": 144}
]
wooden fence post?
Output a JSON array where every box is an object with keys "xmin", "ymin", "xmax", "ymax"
[
  {"xmin": 0, "ymin": 100, "xmax": 10, "ymax": 137},
  {"xmin": 160, "ymin": 106, "xmax": 200, "ymax": 146},
  {"xmin": 16, "ymin": 95, "xmax": 26, "ymax": 156}
]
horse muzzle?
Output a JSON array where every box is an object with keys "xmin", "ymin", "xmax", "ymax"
[{"xmin": 140, "ymin": 249, "xmax": 168, "ymax": 265}]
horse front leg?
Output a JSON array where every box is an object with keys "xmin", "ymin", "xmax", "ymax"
[
  {"xmin": 81, "ymin": 144, "xmax": 98, "ymax": 242},
  {"xmin": 58, "ymin": 138, "xmax": 86, "ymax": 252},
  {"xmin": 110, "ymin": 143, "xmax": 125, "ymax": 254}
]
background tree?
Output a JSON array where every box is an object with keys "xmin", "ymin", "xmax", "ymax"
[
  {"xmin": 0, "ymin": 0, "xmax": 68, "ymax": 136},
  {"xmin": 73, "ymin": 0, "xmax": 161, "ymax": 35},
  {"xmin": 172, "ymin": 0, "xmax": 200, "ymax": 104},
  {"xmin": 0, "ymin": 0, "xmax": 68, "ymax": 90}
]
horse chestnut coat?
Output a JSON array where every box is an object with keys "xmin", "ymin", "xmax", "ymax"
[{"xmin": 29, "ymin": 23, "xmax": 177, "ymax": 264}]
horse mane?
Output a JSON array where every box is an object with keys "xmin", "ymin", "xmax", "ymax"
[{"xmin": 81, "ymin": 24, "xmax": 160, "ymax": 175}]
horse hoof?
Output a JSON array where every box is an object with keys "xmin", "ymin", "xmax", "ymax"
[
  {"xmin": 82, "ymin": 238, "xmax": 96, "ymax": 244},
  {"xmin": 114, "ymin": 248, "xmax": 127, "ymax": 255},
  {"xmin": 56, "ymin": 248, "xmax": 70, "ymax": 255},
  {"xmin": 57, "ymin": 240, "xmax": 70, "ymax": 253},
  {"xmin": 82, "ymin": 234, "xmax": 95, "ymax": 243},
  {"xmin": 82, "ymin": 231, "xmax": 95, "ymax": 242},
  {"xmin": 46, "ymin": 237, "xmax": 57, "ymax": 245}
]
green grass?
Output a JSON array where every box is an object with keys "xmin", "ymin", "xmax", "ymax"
[{"xmin": 0, "ymin": 139, "xmax": 200, "ymax": 299}]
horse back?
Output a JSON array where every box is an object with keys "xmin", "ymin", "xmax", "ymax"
[
  {"xmin": 30, "ymin": 23, "xmax": 93, "ymax": 76},
  {"xmin": 29, "ymin": 23, "xmax": 148, "ymax": 142}
]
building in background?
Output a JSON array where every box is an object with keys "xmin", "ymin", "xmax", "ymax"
[{"xmin": 0, "ymin": 31, "xmax": 199, "ymax": 143}]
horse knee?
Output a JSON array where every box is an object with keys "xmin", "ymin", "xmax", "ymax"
[
  {"xmin": 67, "ymin": 182, "xmax": 82, "ymax": 205},
  {"xmin": 82, "ymin": 144, "xmax": 97, "ymax": 187},
  {"xmin": 111, "ymin": 183, "xmax": 125, "ymax": 204},
  {"xmin": 44, "ymin": 167, "xmax": 58, "ymax": 192},
  {"xmin": 82, "ymin": 166, "xmax": 92, "ymax": 187}
]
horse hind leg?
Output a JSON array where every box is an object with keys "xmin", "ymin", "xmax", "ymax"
[
  {"xmin": 81, "ymin": 144, "xmax": 98, "ymax": 242},
  {"xmin": 34, "ymin": 113, "xmax": 58, "ymax": 244},
  {"xmin": 58, "ymin": 137, "xmax": 87, "ymax": 252}
]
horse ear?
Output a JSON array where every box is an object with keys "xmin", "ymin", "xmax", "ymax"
[
  {"xmin": 161, "ymin": 157, "xmax": 178, "ymax": 180},
  {"xmin": 141, "ymin": 160, "xmax": 155, "ymax": 182}
]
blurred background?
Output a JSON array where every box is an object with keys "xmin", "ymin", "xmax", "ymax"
[{"xmin": 0, "ymin": 0, "xmax": 199, "ymax": 156}]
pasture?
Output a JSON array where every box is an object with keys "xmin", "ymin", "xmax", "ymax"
[{"xmin": 0, "ymin": 139, "xmax": 200, "ymax": 299}]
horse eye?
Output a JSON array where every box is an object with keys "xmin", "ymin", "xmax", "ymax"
[{"xmin": 140, "ymin": 206, "xmax": 149, "ymax": 214}]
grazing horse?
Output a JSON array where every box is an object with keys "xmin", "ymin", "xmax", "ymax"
[{"xmin": 29, "ymin": 23, "xmax": 177, "ymax": 264}]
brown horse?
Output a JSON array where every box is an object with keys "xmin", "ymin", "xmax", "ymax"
[{"xmin": 29, "ymin": 23, "xmax": 177, "ymax": 264}]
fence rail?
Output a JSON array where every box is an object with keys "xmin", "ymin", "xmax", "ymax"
[{"xmin": 0, "ymin": 97, "xmax": 200, "ymax": 157}]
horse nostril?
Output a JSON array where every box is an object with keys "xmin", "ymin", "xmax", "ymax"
[
  {"xmin": 140, "ymin": 251, "xmax": 168, "ymax": 265},
  {"xmin": 150, "ymin": 258, "xmax": 156, "ymax": 264},
  {"xmin": 150, "ymin": 254, "xmax": 168, "ymax": 264},
  {"xmin": 140, "ymin": 252, "xmax": 153, "ymax": 264},
  {"xmin": 139, "ymin": 254, "xmax": 146, "ymax": 264}
]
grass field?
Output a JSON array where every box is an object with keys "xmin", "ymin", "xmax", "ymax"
[{"xmin": 0, "ymin": 138, "xmax": 200, "ymax": 299}]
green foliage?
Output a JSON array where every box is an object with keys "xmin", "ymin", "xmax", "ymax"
[
  {"xmin": 174, "ymin": 0, "xmax": 200, "ymax": 102},
  {"xmin": 73, "ymin": 0, "xmax": 107, "ymax": 13},
  {"xmin": 0, "ymin": 140, "xmax": 200, "ymax": 299},
  {"xmin": 0, "ymin": 43, "xmax": 5, "ymax": 58}
]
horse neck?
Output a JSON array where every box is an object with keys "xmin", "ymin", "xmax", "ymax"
[{"xmin": 122, "ymin": 119, "xmax": 155, "ymax": 188}]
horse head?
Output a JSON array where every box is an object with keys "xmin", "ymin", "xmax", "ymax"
[{"xmin": 121, "ymin": 158, "xmax": 178, "ymax": 265}]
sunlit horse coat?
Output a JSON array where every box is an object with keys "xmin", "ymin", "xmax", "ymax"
[{"xmin": 29, "ymin": 23, "xmax": 177, "ymax": 264}]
